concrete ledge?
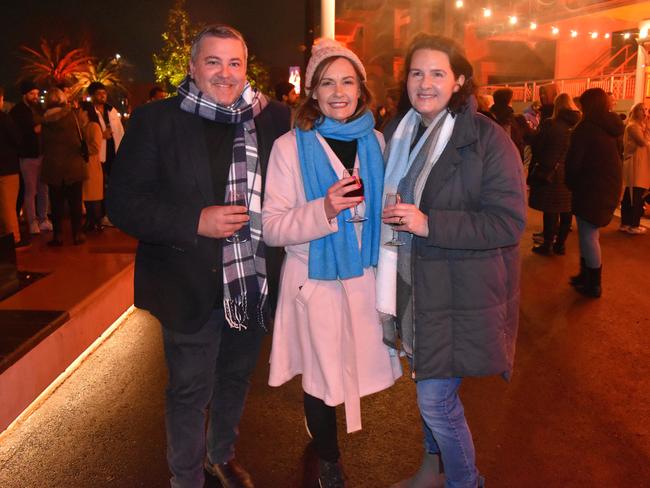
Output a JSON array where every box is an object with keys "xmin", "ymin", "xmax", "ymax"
[{"xmin": 0, "ymin": 263, "xmax": 134, "ymax": 432}]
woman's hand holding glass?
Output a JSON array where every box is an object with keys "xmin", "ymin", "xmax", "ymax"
[
  {"xmin": 323, "ymin": 175, "xmax": 364, "ymax": 221},
  {"xmin": 382, "ymin": 200, "xmax": 430, "ymax": 238}
]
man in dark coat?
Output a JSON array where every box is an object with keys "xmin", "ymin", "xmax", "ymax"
[{"xmin": 106, "ymin": 25, "xmax": 290, "ymax": 488}]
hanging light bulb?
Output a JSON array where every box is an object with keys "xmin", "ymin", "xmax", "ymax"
[
  {"xmin": 623, "ymin": 32, "xmax": 631, "ymax": 39},
  {"xmin": 591, "ymin": 32, "xmax": 598, "ymax": 39},
  {"xmin": 530, "ymin": 21, "xmax": 537, "ymax": 30},
  {"xmin": 483, "ymin": 8, "xmax": 492, "ymax": 18},
  {"xmin": 551, "ymin": 26, "xmax": 559, "ymax": 35},
  {"xmin": 604, "ymin": 33, "xmax": 610, "ymax": 39},
  {"xmin": 570, "ymin": 30, "xmax": 578, "ymax": 38},
  {"xmin": 509, "ymin": 16, "xmax": 518, "ymax": 25},
  {"xmin": 455, "ymin": 0, "xmax": 464, "ymax": 8}
]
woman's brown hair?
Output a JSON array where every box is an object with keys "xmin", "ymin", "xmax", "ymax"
[{"xmin": 294, "ymin": 56, "xmax": 373, "ymax": 131}]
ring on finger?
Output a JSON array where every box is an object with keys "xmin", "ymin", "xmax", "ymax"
[{"xmin": 399, "ymin": 216, "xmax": 404, "ymax": 225}]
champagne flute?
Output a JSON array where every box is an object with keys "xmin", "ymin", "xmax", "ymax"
[
  {"xmin": 225, "ymin": 190, "xmax": 249, "ymax": 243},
  {"xmin": 384, "ymin": 193, "xmax": 405, "ymax": 246},
  {"xmin": 342, "ymin": 168, "xmax": 367, "ymax": 223}
]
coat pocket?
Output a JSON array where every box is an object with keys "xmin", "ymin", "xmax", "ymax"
[{"xmin": 295, "ymin": 279, "xmax": 319, "ymax": 309}]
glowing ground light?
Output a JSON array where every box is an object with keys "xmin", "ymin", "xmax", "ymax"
[
  {"xmin": 552, "ymin": 26, "xmax": 559, "ymax": 35},
  {"xmin": 483, "ymin": 8, "xmax": 492, "ymax": 17},
  {"xmin": 509, "ymin": 16, "xmax": 518, "ymax": 25},
  {"xmin": 455, "ymin": 0, "xmax": 463, "ymax": 8},
  {"xmin": 530, "ymin": 22, "xmax": 537, "ymax": 30}
]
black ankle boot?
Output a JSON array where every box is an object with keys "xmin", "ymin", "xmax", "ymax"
[
  {"xmin": 532, "ymin": 243, "xmax": 553, "ymax": 256},
  {"xmin": 575, "ymin": 266, "xmax": 601, "ymax": 298},
  {"xmin": 317, "ymin": 459, "xmax": 345, "ymax": 488},
  {"xmin": 569, "ymin": 258, "xmax": 586, "ymax": 286}
]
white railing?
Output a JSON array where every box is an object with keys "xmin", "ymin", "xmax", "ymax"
[{"xmin": 479, "ymin": 72, "xmax": 637, "ymax": 103}]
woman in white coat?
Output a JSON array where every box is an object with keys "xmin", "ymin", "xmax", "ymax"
[{"xmin": 263, "ymin": 39, "xmax": 401, "ymax": 487}]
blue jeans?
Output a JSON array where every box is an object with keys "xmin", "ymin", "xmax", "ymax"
[
  {"xmin": 417, "ymin": 378, "xmax": 479, "ymax": 488},
  {"xmin": 576, "ymin": 216, "xmax": 601, "ymax": 268},
  {"xmin": 161, "ymin": 308, "xmax": 265, "ymax": 488}
]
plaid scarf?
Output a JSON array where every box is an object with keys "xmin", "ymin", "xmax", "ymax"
[{"xmin": 178, "ymin": 75, "xmax": 269, "ymax": 330}]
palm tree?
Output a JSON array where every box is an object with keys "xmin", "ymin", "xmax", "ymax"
[
  {"xmin": 18, "ymin": 38, "xmax": 94, "ymax": 86},
  {"xmin": 74, "ymin": 57, "xmax": 128, "ymax": 98}
]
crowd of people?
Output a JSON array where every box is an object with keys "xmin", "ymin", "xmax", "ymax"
[
  {"xmin": 1, "ymin": 22, "xmax": 648, "ymax": 488},
  {"xmin": 0, "ymin": 80, "xmax": 124, "ymax": 248}
]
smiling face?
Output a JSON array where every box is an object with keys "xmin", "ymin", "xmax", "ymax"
[
  {"xmin": 190, "ymin": 36, "xmax": 247, "ymax": 106},
  {"xmin": 407, "ymin": 49, "xmax": 464, "ymax": 124},
  {"xmin": 313, "ymin": 57, "xmax": 361, "ymax": 122}
]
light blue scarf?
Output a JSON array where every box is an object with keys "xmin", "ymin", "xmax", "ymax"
[{"xmin": 296, "ymin": 111, "xmax": 384, "ymax": 280}]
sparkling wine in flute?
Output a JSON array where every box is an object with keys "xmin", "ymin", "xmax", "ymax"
[{"xmin": 384, "ymin": 192, "xmax": 405, "ymax": 246}]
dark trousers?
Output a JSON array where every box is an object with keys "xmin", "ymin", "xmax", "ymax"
[
  {"xmin": 304, "ymin": 392, "xmax": 340, "ymax": 463},
  {"xmin": 542, "ymin": 212, "xmax": 572, "ymax": 246},
  {"xmin": 161, "ymin": 308, "xmax": 265, "ymax": 488},
  {"xmin": 48, "ymin": 181, "xmax": 82, "ymax": 239},
  {"xmin": 84, "ymin": 200, "xmax": 103, "ymax": 228},
  {"xmin": 621, "ymin": 187, "xmax": 646, "ymax": 227}
]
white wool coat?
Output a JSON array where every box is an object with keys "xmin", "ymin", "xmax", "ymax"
[{"xmin": 263, "ymin": 130, "xmax": 402, "ymax": 433}]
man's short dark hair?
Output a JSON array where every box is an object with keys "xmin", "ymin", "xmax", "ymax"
[
  {"xmin": 492, "ymin": 88, "xmax": 513, "ymax": 106},
  {"xmin": 87, "ymin": 81, "xmax": 107, "ymax": 95},
  {"xmin": 190, "ymin": 24, "xmax": 248, "ymax": 62},
  {"xmin": 274, "ymin": 82, "xmax": 295, "ymax": 101}
]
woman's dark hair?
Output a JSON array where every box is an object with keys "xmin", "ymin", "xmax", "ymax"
[
  {"xmin": 398, "ymin": 33, "xmax": 476, "ymax": 115},
  {"xmin": 579, "ymin": 88, "xmax": 610, "ymax": 121},
  {"xmin": 294, "ymin": 56, "xmax": 372, "ymax": 131}
]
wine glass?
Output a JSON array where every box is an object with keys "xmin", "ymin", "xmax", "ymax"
[
  {"xmin": 225, "ymin": 190, "xmax": 249, "ymax": 243},
  {"xmin": 342, "ymin": 168, "xmax": 367, "ymax": 223},
  {"xmin": 384, "ymin": 193, "xmax": 405, "ymax": 246}
]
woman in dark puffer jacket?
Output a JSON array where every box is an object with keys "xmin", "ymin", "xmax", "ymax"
[
  {"xmin": 528, "ymin": 93, "xmax": 580, "ymax": 255},
  {"xmin": 565, "ymin": 88, "xmax": 624, "ymax": 297}
]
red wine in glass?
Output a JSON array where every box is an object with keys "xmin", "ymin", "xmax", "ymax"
[
  {"xmin": 342, "ymin": 168, "xmax": 367, "ymax": 223},
  {"xmin": 345, "ymin": 176, "xmax": 364, "ymax": 198}
]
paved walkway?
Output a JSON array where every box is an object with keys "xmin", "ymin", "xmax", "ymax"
[{"xmin": 1, "ymin": 210, "xmax": 649, "ymax": 487}]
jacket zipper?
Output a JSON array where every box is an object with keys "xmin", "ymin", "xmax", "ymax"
[{"xmin": 410, "ymin": 249, "xmax": 417, "ymax": 380}]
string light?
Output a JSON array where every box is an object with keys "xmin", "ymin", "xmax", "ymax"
[
  {"xmin": 604, "ymin": 33, "xmax": 610, "ymax": 39},
  {"xmin": 570, "ymin": 30, "xmax": 578, "ymax": 38},
  {"xmin": 641, "ymin": 27, "xmax": 649, "ymax": 39},
  {"xmin": 483, "ymin": 8, "xmax": 492, "ymax": 18},
  {"xmin": 529, "ymin": 22, "xmax": 537, "ymax": 30},
  {"xmin": 551, "ymin": 26, "xmax": 559, "ymax": 35},
  {"xmin": 508, "ymin": 16, "xmax": 518, "ymax": 25},
  {"xmin": 455, "ymin": 0, "xmax": 464, "ymax": 8},
  {"xmin": 590, "ymin": 32, "xmax": 598, "ymax": 39}
]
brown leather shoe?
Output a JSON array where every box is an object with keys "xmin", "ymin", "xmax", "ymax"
[{"xmin": 204, "ymin": 458, "xmax": 254, "ymax": 488}]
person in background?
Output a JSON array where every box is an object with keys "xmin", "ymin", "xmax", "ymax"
[
  {"xmin": 380, "ymin": 34, "xmax": 525, "ymax": 488},
  {"xmin": 565, "ymin": 87, "xmax": 624, "ymax": 298},
  {"xmin": 10, "ymin": 79, "xmax": 52, "ymax": 235},
  {"xmin": 40, "ymin": 87, "xmax": 88, "ymax": 246},
  {"xmin": 528, "ymin": 93, "xmax": 581, "ymax": 255},
  {"xmin": 263, "ymin": 38, "xmax": 401, "ymax": 488},
  {"xmin": 0, "ymin": 87, "xmax": 28, "ymax": 249},
  {"xmin": 523, "ymin": 100, "xmax": 542, "ymax": 130},
  {"xmin": 107, "ymin": 24, "xmax": 290, "ymax": 488},
  {"xmin": 274, "ymin": 81, "xmax": 299, "ymax": 108},
  {"xmin": 80, "ymin": 103, "xmax": 104, "ymax": 232},
  {"xmin": 375, "ymin": 88, "xmax": 399, "ymax": 131},
  {"xmin": 87, "ymin": 81, "xmax": 124, "ymax": 227},
  {"xmin": 620, "ymin": 103, "xmax": 649, "ymax": 235},
  {"xmin": 148, "ymin": 86, "xmax": 168, "ymax": 102},
  {"xmin": 489, "ymin": 87, "xmax": 533, "ymax": 160}
]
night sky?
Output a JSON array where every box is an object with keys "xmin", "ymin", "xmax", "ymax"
[{"xmin": 1, "ymin": 0, "xmax": 307, "ymax": 100}]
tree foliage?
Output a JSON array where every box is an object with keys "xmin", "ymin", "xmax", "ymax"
[
  {"xmin": 152, "ymin": 0, "xmax": 271, "ymax": 95},
  {"xmin": 152, "ymin": 0, "xmax": 198, "ymax": 91},
  {"xmin": 18, "ymin": 38, "xmax": 94, "ymax": 86}
]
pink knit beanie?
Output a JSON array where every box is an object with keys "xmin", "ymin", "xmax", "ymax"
[{"xmin": 305, "ymin": 38, "xmax": 366, "ymax": 91}]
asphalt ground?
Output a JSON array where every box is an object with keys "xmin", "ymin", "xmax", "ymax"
[{"xmin": 1, "ymin": 209, "xmax": 648, "ymax": 488}]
